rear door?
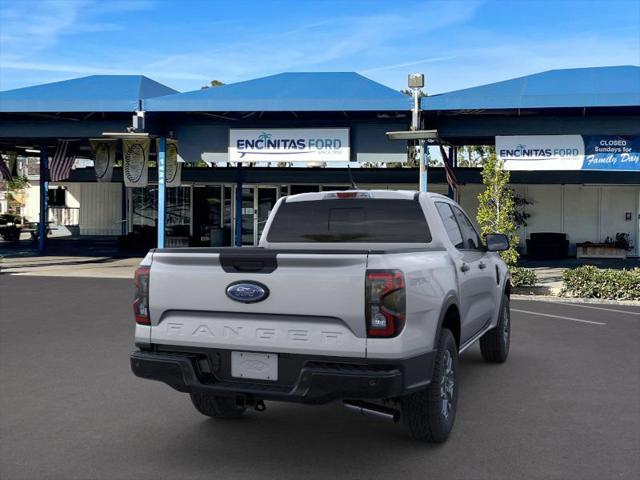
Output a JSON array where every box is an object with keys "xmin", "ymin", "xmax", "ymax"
[
  {"xmin": 148, "ymin": 249, "xmax": 368, "ymax": 358},
  {"xmin": 435, "ymin": 202, "xmax": 496, "ymax": 343}
]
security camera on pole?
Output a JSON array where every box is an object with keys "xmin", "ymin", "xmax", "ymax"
[{"xmin": 408, "ymin": 73, "xmax": 426, "ymax": 192}]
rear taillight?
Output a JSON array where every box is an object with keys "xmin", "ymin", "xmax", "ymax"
[
  {"xmin": 133, "ymin": 266, "xmax": 150, "ymax": 325},
  {"xmin": 365, "ymin": 270, "xmax": 406, "ymax": 338}
]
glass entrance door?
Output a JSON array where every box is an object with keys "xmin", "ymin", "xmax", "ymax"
[
  {"xmin": 241, "ymin": 187, "xmax": 255, "ymax": 245},
  {"xmin": 235, "ymin": 186, "xmax": 280, "ymax": 246},
  {"xmin": 257, "ymin": 187, "xmax": 278, "ymax": 240}
]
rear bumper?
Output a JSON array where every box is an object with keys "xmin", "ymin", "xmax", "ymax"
[{"xmin": 130, "ymin": 349, "xmax": 434, "ymax": 404}]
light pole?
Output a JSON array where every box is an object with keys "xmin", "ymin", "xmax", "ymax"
[{"xmin": 408, "ymin": 73, "xmax": 426, "ymax": 192}]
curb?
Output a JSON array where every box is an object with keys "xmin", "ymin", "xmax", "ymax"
[
  {"xmin": 512, "ymin": 285, "xmax": 558, "ymax": 296},
  {"xmin": 511, "ymin": 294, "xmax": 640, "ymax": 306}
]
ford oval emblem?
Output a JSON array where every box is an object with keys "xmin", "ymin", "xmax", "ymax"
[{"xmin": 226, "ymin": 281, "xmax": 270, "ymax": 303}]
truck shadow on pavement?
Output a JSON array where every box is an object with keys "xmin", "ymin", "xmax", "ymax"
[{"xmin": 134, "ymin": 353, "xmax": 497, "ymax": 477}]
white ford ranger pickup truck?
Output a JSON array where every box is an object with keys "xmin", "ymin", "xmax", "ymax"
[{"xmin": 131, "ymin": 190, "xmax": 511, "ymax": 442}]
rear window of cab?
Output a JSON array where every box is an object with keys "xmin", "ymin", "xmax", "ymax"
[{"xmin": 266, "ymin": 199, "xmax": 432, "ymax": 243}]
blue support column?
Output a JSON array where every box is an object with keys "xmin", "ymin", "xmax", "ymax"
[
  {"xmin": 234, "ymin": 162, "xmax": 243, "ymax": 247},
  {"xmin": 38, "ymin": 145, "xmax": 48, "ymax": 254},
  {"xmin": 451, "ymin": 146, "xmax": 458, "ymax": 200},
  {"xmin": 157, "ymin": 137, "xmax": 166, "ymax": 249},
  {"xmin": 420, "ymin": 140, "xmax": 428, "ymax": 192},
  {"xmin": 447, "ymin": 146, "xmax": 454, "ymax": 199}
]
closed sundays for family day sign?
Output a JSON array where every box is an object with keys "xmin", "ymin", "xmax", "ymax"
[
  {"xmin": 497, "ymin": 135, "xmax": 640, "ymax": 171},
  {"xmin": 229, "ymin": 128, "xmax": 350, "ymax": 162}
]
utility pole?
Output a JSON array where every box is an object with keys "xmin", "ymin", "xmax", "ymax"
[{"xmin": 408, "ymin": 73, "xmax": 426, "ymax": 192}]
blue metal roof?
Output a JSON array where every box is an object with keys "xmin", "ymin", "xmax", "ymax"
[
  {"xmin": 145, "ymin": 72, "xmax": 411, "ymax": 112},
  {"xmin": 422, "ymin": 66, "xmax": 640, "ymax": 111},
  {"xmin": 0, "ymin": 75, "xmax": 178, "ymax": 113}
]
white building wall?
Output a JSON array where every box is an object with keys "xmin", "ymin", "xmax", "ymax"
[
  {"xmin": 599, "ymin": 187, "xmax": 639, "ymax": 255},
  {"xmin": 78, "ymin": 182, "xmax": 122, "ymax": 235},
  {"xmin": 23, "ymin": 182, "xmax": 40, "ymax": 222},
  {"xmin": 64, "ymin": 184, "xmax": 81, "ymax": 208},
  {"xmin": 457, "ymin": 183, "xmax": 640, "ymax": 257},
  {"xmin": 562, "ymin": 185, "xmax": 599, "ymax": 254}
]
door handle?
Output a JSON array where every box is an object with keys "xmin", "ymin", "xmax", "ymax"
[
  {"xmin": 460, "ymin": 263, "xmax": 470, "ymax": 273},
  {"xmin": 479, "ymin": 262, "xmax": 487, "ymax": 270}
]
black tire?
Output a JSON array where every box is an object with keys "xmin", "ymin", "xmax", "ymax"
[
  {"xmin": 190, "ymin": 393, "xmax": 246, "ymax": 419},
  {"xmin": 480, "ymin": 293, "xmax": 510, "ymax": 363},
  {"xmin": 401, "ymin": 328, "xmax": 458, "ymax": 443}
]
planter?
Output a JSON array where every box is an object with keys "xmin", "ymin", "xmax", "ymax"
[
  {"xmin": 0, "ymin": 225, "xmax": 22, "ymax": 242},
  {"xmin": 576, "ymin": 243, "xmax": 627, "ymax": 259}
]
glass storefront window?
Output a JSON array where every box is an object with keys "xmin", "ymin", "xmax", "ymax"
[
  {"xmin": 224, "ymin": 186, "xmax": 232, "ymax": 230},
  {"xmin": 131, "ymin": 187, "xmax": 157, "ymax": 229},
  {"xmin": 193, "ymin": 186, "xmax": 224, "ymax": 247},
  {"xmin": 130, "ymin": 186, "xmax": 191, "ymax": 246},
  {"xmin": 166, "ymin": 187, "xmax": 191, "ymax": 246},
  {"xmin": 166, "ymin": 187, "xmax": 191, "ymax": 228}
]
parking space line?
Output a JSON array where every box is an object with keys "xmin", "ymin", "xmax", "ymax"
[
  {"xmin": 557, "ymin": 303, "xmax": 640, "ymax": 316},
  {"xmin": 512, "ymin": 308, "xmax": 607, "ymax": 326}
]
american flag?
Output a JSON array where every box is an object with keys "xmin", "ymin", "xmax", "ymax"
[
  {"xmin": 0, "ymin": 156, "xmax": 12, "ymax": 181},
  {"xmin": 49, "ymin": 140, "xmax": 78, "ymax": 182},
  {"xmin": 439, "ymin": 145, "xmax": 458, "ymax": 191}
]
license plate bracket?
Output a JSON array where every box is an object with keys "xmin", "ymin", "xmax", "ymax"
[{"xmin": 231, "ymin": 351, "xmax": 278, "ymax": 381}]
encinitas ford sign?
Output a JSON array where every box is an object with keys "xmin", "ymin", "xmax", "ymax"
[
  {"xmin": 229, "ymin": 128, "xmax": 350, "ymax": 162},
  {"xmin": 497, "ymin": 135, "xmax": 585, "ymax": 170},
  {"xmin": 497, "ymin": 135, "xmax": 640, "ymax": 171}
]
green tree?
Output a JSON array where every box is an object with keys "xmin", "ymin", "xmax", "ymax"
[
  {"xmin": 476, "ymin": 153, "xmax": 519, "ymax": 265},
  {"xmin": 457, "ymin": 145, "xmax": 495, "ymax": 167},
  {"xmin": 201, "ymin": 79, "xmax": 225, "ymax": 89},
  {"xmin": 2, "ymin": 174, "xmax": 30, "ymax": 217}
]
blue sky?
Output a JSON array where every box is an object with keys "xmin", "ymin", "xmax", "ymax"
[{"xmin": 0, "ymin": 0, "xmax": 638, "ymax": 94}]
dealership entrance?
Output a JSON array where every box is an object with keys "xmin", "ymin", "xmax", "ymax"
[
  {"xmin": 189, "ymin": 184, "xmax": 280, "ymax": 247},
  {"xmin": 238, "ymin": 185, "xmax": 280, "ymax": 245}
]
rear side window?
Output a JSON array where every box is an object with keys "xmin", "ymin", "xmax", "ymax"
[
  {"xmin": 435, "ymin": 202, "xmax": 464, "ymax": 248},
  {"xmin": 267, "ymin": 199, "xmax": 431, "ymax": 243},
  {"xmin": 451, "ymin": 206, "xmax": 482, "ymax": 250}
]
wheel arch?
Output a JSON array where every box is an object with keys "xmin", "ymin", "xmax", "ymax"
[
  {"xmin": 435, "ymin": 294, "xmax": 461, "ymax": 350},
  {"xmin": 504, "ymin": 279, "xmax": 512, "ymax": 297}
]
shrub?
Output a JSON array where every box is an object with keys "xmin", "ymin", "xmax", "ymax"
[
  {"xmin": 509, "ymin": 266, "xmax": 537, "ymax": 287},
  {"xmin": 561, "ymin": 265, "xmax": 640, "ymax": 300}
]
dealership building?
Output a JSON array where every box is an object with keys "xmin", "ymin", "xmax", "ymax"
[{"xmin": 0, "ymin": 66, "xmax": 639, "ymax": 257}]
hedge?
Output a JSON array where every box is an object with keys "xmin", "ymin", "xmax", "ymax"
[
  {"xmin": 509, "ymin": 266, "xmax": 537, "ymax": 287},
  {"xmin": 561, "ymin": 265, "xmax": 640, "ymax": 300}
]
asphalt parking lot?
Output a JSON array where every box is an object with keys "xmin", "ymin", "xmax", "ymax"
[{"xmin": 1, "ymin": 276, "xmax": 638, "ymax": 480}]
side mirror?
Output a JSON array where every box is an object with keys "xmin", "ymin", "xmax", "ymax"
[{"xmin": 485, "ymin": 233, "xmax": 510, "ymax": 252}]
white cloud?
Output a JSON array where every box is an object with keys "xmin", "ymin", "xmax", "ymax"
[
  {"xmin": 134, "ymin": 1, "xmax": 484, "ymax": 90},
  {"xmin": 1, "ymin": 0, "xmax": 637, "ymax": 95},
  {"xmin": 418, "ymin": 30, "xmax": 640, "ymax": 94},
  {"xmin": 0, "ymin": 60, "xmax": 208, "ymax": 81},
  {"xmin": 361, "ymin": 56, "xmax": 459, "ymax": 74},
  {"xmin": 0, "ymin": 0, "xmax": 153, "ymax": 56}
]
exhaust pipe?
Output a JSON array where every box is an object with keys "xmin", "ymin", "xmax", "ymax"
[{"xmin": 343, "ymin": 400, "xmax": 400, "ymax": 423}]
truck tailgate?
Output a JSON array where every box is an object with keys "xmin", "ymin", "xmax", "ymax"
[{"xmin": 148, "ymin": 249, "xmax": 368, "ymax": 357}]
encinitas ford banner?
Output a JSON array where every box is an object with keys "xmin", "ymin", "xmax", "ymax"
[
  {"xmin": 229, "ymin": 128, "xmax": 350, "ymax": 162},
  {"xmin": 497, "ymin": 135, "xmax": 584, "ymax": 170},
  {"xmin": 582, "ymin": 136, "xmax": 640, "ymax": 171},
  {"xmin": 497, "ymin": 135, "xmax": 640, "ymax": 171}
]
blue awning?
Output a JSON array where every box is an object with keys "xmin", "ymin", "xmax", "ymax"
[
  {"xmin": 0, "ymin": 75, "xmax": 178, "ymax": 113},
  {"xmin": 145, "ymin": 72, "xmax": 411, "ymax": 112},
  {"xmin": 422, "ymin": 66, "xmax": 640, "ymax": 111}
]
